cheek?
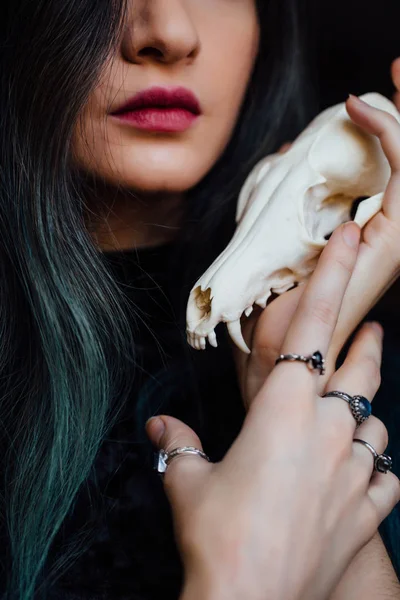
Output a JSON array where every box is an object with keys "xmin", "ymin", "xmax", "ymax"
[{"xmin": 199, "ymin": 13, "xmax": 260, "ymax": 144}]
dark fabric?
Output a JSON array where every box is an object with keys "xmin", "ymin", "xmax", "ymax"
[
  {"xmin": 49, "ymin": 243, "xmax": 246, "ymax": 599},
  {"xmin": 46, "ymin": 244, "xmax": 400, "ymax": 598}
]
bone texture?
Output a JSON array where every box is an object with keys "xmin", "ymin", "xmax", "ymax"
[{"xmin": 186, "ymin": 93, "xmax": 400, "ymax": 354}]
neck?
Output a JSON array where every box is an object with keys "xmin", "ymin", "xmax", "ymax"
[{"xmin": 84, "ymin": 180, "xmax": 184, "ymax": 251}]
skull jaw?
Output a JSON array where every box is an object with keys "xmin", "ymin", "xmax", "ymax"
[{"xmin": 186, "ymin": 256, "xmax": 322, "ymax": 354}]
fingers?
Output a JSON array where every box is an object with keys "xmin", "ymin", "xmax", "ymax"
[
  {"xmin": 346, "ymin": 95, "xmax": 400, "ymax": 220},
  {"xmin": 146, "ymin": 415, "xmax": 211, "ymax": 515},
  {"xmin": 367, "ymin": 471, "xmax": 400, "ymax": 525},
  {"xmin": 391, "ymin": 56, "xmax": 400, "ymax": 95},
  {"xmin": 392, "ymin": 90, "xmax": 400, "ymax": 113},
  {"xmin": 391, "ymin": 57, "xmax": 400, "ymax": 111},
  {"xmin": 274, "ymin": 222, "xmax": 360, "ymax": 387},
  {"xmin": 318, "ymin": 95, "xmax": 400, "ymax": 383},
  {"xmin": 352, "ymin": 417, "xmax": 389, "ymax": 468},
  {"xmin": 278, "ymin": 141, "xmax": 292, "ymax": 154},
  {"xmin": 322, "ymin": 322, "xmax": 383, "ymax": 430}
]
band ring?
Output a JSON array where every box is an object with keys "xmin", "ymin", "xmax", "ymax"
[
  {"xmin": 275, "ymin": 350, "xmax": 325, "ymax": 375},
  {"xmin": 353, "ymin": 438, "xmax": 393, "ymax": 474},
  {"xmin": 322, "ymin": 390, "xmax": 372, "ymax": 427},
  {"xmin": 155, "ymin": 446, "xmax": 211, "ymax": 474}
]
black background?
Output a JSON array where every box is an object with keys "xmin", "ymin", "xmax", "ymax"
[{"xmin": 309, "ymin": 0, "xmax": 400, "ymax": 107}]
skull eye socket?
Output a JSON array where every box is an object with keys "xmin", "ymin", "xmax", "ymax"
[
  {"xmin": 323, "ymin": 196, "xmax": 370, "ymax": 240},
  {"xmin": 350, "ymin": 196, "xmax": 370, "ymax": 220}
]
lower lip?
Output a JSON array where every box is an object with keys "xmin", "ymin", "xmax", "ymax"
[{"xmin": 111, "ymin": 108, "xmax": 199, "ymax": 132}]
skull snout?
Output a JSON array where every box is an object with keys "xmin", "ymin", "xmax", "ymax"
[{"xmin": 186, "ymin": 286, "xmax": 218, "ymax": 350}]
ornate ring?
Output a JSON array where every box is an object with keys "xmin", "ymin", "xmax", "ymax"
[
  {"xmin": 353, "ymin": 438, "xmax": 393, "ymax": 474},
  {"xmin": 322, "ymin": 390, "xmax": 372, "ymax": 427},
  {"xmin": 275, "ymin": 350, "xmax": 325, "ymax": 375},
  {"xmin": 155, "ymin": 446, "xmax": 211, "ymax": 474}
]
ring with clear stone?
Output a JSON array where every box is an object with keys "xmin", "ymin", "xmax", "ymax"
[{"xmin": 155, "ymin": 446, "xmax": 211, "ymax": 474}]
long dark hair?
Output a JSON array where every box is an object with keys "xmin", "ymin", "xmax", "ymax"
[{"xmin": 0, "ymin": 0, "xmax": 315, "ymax": 597}]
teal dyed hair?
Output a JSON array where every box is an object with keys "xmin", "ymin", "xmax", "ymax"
[
  {"xmin": 0, "ymin": 1, "xmax": 136, "ymax": 597},
  {"xmin": 0, "ymin": 0, "xmax": 314, "ymax": 597}
]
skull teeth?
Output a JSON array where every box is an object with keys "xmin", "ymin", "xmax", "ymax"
[
  {"xmin": 208, "ymin": 330, "xmax": 218, "ymax": 348},
  {"xmin": 244, "ymin": 306, "xmax": 253, "ymax": 317},
  {"xmin": 255, "ymin": 298, "xmax": 267, "ymax": 309},
  {"xmin": 227, "ymin": 319, "xmax": 250, "ymax": 354},
  {"xmin": 186, "ymin": 329, "xmax": 218, "ymax": 351}
]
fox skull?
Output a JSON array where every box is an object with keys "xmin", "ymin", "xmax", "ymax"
[{"xmin": 186, "ymin": 93, "xmax": 400, "ymax": 354}]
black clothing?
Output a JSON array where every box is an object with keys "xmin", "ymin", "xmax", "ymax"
[
  {"xmin": 49, "ymin": 243, "xmax": 400, "ymax": 599},
  {"xmin": 51, "ymin": 243, "xmax": 245, "ymax": 599}
]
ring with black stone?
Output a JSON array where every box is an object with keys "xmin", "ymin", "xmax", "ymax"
[
  {"xmin": 353, "ymin": 438, "xmax": 393, "ymax": 474},
  {"xmin": 322, "ymin": 390, "xmax": 372, "ymax": 427},
  {"xmin": 275, "ymin": 350, "xmax": 325, "ymax": 375}
]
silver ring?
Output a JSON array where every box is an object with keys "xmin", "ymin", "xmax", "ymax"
[
  {"xmin": 155, "ymin": 446, "xmax": 211, "ymax": 474},
  {"xmin": 275, "ymin": 350, "xmax": 325, "ymax": 375},
  {"xmin": 353, "ymin": 438, "xmax": 393, "ymax": 474},
  {"xmin": 322, "ymin": 390, "xmax": 372, "ymax": 427}
]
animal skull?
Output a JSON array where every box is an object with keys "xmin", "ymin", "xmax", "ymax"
[{"xmin": 186, "ymin": 93, "xmax": 400, "ymax": 354}]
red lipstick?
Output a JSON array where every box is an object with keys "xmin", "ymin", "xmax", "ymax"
[{"xmin": 111, "ymin": 86, "xmax": 201, "ymax": 133}]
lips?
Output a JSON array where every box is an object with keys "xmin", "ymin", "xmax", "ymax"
[
  {"xmin": 111, "ymin": 86, "xmax": 201, "ymax": 133},
  {"xmin": 111, "ymin": 86, "xmax": 201, "ymax": 116}
]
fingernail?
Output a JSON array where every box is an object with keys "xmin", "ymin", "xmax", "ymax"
[
  {"xmin": 370, "ymin": 321, "xmax": 384, "ymax": 337},
  {"xmin": 145, "ymin": 416, "xmax": 165, "ymax": 446},
  {"xmin": 342, "ymin": 222, "xmax": 360, "ymax": 248},
  {"xmin": 348, "ymin": 94, "xmax": 367, "ymax": 107}
]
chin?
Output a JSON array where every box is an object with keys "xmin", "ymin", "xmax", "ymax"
[
  {"xmin": 115, "ymin": 168, "xmax": 204, "ymax": 193},
  {"xmin": 72, "ymin": 136, "xmax": 224, "ymax": 194},
  {"xmin": 96, "ymin": 149, "xmax": 217, "ymax": 193}
]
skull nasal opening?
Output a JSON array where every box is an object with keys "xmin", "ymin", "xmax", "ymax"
[{"xmin": 193, "ymin": 286, "xmax": 212, "ymax": 319}]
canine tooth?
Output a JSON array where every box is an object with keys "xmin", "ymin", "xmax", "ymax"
[
  {"xmin": 208, "ymin": 330, "xmax": 218, "ymax": 348},
  {"xmin": 227, "ymin": 320, "xmax": 250, "ymax": 354},
  {"xmin": 200, "ymin": 336, "xmax": 206, "ymax": 350},
  {"xmin": 245, "ymin": 306, "xmax": 253, "ymax": 317}
]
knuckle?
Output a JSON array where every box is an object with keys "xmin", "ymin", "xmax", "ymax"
[
  {"xmin": 365, "ymin": 213, "xmax": 400, "ymax": 270},
  {"xmin": 376, "ymin": 473, "xmax": 400, "ymax": 514},
  {"xmin": 345, "ymin": 353, "xmax": 381, "ymax": 392},
  {"xmin": 361, "ymin": 355, "xmax": 382, "ymax": 390},
  {"xmin": 335, "ymin": 250, "xmax": 354, "ymax": 276},
  {"xmin": 310, "ymin": 296, "xmax": 337, "ymax": 329},
  {"xmin": 383, "ymin": 112, "xmax": 400, "ymax": 131}
]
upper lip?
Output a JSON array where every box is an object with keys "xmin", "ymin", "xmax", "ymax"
[{"xmin": 111, "ymin": 86, "xmax": 202, "ymax": 115}]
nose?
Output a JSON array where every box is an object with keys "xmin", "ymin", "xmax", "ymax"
[{"xmin": 122, "ymin": 0, "xmax": 200, "ymax": 66}]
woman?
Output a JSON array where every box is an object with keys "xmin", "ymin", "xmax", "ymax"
[{"xmin": 1, "ymin": 0, "xmax": 400, "ymax": 598}]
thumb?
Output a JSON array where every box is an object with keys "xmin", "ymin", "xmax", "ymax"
[{"xmin": 146, "ymin": 415, "xmax": 211, "ymax": 516}]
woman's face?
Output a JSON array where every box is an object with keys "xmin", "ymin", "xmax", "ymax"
[{"xmin": 72, "ymin": 0, "xmax": 260, "ymax": 195}]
